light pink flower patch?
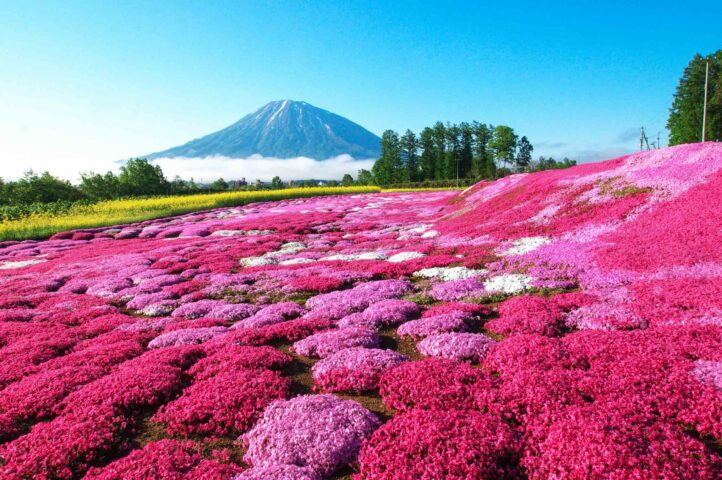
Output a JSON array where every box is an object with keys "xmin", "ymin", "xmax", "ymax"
[
  {"xmin": 417, "ymin": 332, "xmax": 496, "ymax": 363},
  {"xmin": 242, "ymin": 394, "xmax": 380, "ymax": 477},
  {"xmin": 292, "ymin": 327, "xmax": 380, "ymax": 358},
  {"xmin": 312, "ymin": 347, "xmax": 408, "ymax": 392}
]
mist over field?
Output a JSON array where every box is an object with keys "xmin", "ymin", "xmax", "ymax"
[{"xmin": 152, "ymin": 154, "xmax": 376, "ymax": 182}]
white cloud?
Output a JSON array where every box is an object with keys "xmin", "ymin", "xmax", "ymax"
[{"xmin": 152, "ymin": 154, "xmax": 375, "ymax": 182}]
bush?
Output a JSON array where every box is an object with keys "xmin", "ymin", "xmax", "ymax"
[{"xmin": 357, "ymin": 409, "xmax": 521, "ymax": 480}]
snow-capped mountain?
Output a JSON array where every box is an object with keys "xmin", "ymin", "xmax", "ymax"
[{"xmin": 146, "ymin": 100, "xmax": 381, "ymax": 160}]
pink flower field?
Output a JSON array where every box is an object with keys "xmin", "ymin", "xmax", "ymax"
[{"xmin": 1, "ymin": 142, "xmax": 722, "ymax": 479}]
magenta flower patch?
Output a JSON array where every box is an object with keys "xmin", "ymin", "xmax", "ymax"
[
  {"xmin": 358, "ymin": 409, "xmax": 521, "ymax": 479},
  {"xmin": 379, "ymin": 358, "xmax": 497, "ymax": 412},
  {"xmin": 485, "ymin": 295, "xmax": 565, "ymax": 337},
  {"xmin": 84, "ymin": 439, "xmax": 241, "ymax": 480},
  {"xmin": 153, "ymin": 368, "xmax": 290, "ymax": 437}
]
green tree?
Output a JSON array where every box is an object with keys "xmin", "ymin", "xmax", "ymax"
[
  {"xmin": 431, "ymin": 122, "xmax": 447, "ymax": 180},
  {"xmin": 372, "ymin": 130, "xmax": 403, "ymax": 185},
  {"xmin": 118, "ymin": 158, "xmax": 169, "ymax": 196},
  {"xmin": 210, "ymin": 178, "xmax": 228, "ymax": 191},
  {"xmin": 516, "ymin": 136, "xmax": 534, "ymax": 172},
  {"xmin": 79, "ymin": 171, "xmax": 121, "ymax": 200},
  {"xmin": 531, "ymin": 156, "xmax": 577, "ymax": 172},
  {"xmin": 444, "ymin": 123, "xmax": 461, "ymax": 180},
  {"xmin": 271, "ymin": 176, "xmax": 283, "ymax": 189},
  {"xmin": 170, "ymin": 175, "xmax": 188, "ymax": 194},
  {"xmin": 419, "ymin": 127, "xmax": 436, "ymax": 181},
  {"xmin": 341, "ymin": 174, "xmax": 354, "ymax": 186},
  {"xmin": 356, "ymin": 169, "xmax": 374, "ymax": 185},
  {"xmin": 0, "ymin": 178, "xmax": 6, "ymax": 205},
  {"xmin": 668, "ymin": 51, "xmax": 722, "ymax": 145},
  {"xmin": 7, "ymin": 170, "xmax": 83, "ymax": 204},
  {"xmin": 459, "ymin": 122, "xmax": 474, "ymax": 179},
  {"xmin": 400, "ymin": 130, "xmax": 420, "ymax": 182},
  {"xmin": 489, "ymin": 125, "xmax": 518, "ymax": 171},
  {"xmin": 472, "ymin": 122, "xmax": 494, "ymax": 179}
]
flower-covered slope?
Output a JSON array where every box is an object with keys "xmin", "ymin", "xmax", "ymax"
[{"xmin": 1, "ymin": 143, "xmax": 722, "ymax": 479}]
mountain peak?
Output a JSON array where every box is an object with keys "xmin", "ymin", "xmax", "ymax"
[{"xmin": 146, "ymin": 100, "xmax": 380, "ymax": 160}]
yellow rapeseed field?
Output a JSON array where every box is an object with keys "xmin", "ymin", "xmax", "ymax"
[
  {"xmin": 0, "ymin": 186, "xmax": 380, "ymax": 241},
  {"xmin": 380, "ymin": 187, "xmax": 466, "ymax": 193}
]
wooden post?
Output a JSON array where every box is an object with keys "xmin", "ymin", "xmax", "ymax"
[{"xmin": 702, "ymin": 59, "xmax": 710, "ymax": 142}]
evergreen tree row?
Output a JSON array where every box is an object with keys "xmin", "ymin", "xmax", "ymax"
[
  {"xmin": 370, "ymin": 122, "xmax": 534, "ymax": 185},
  {"xmin": 667, "ymin": 50, "xmax": 722, "ymax": 145}
]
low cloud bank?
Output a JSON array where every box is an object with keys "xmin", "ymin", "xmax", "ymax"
[{"xmin": 152, "ymin": 154, "xmax": 376, "ymax": 182}]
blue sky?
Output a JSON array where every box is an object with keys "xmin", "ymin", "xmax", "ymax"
[{"xmin": 0, "ymin": 0, "xmax": 720, "ymax": 180}]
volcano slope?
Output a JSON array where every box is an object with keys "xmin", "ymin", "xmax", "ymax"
[{"xmin": 1, "ymin": 142, "xmax": 721, "ymax": 479}]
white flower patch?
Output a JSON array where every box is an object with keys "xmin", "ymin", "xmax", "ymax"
[
  {"xmin": 692, "ymin": 360, "xmax": 722, "ymax": 390},
  {"xmin": 215, "ymin": 208, "xmax": 243, "ymax": 218},
  {"xmin": 694, "ymin": 310, "xmax": 722, "ymax": 326},
  {"xmin": 397, "ymin": 223, "xmax": 433, "ymax": 239},
  {"xmin": 421, "ymin": 230, "xmax": 440, "ymax": 238},
  {"xmin": 0, "ymin": 259, "xmax": 47, "ymax": 270},
  {"xmin": 211, "ymin": 229, "xmax": 273, "ymax": 237},
  {"xmin": 240, "ymin": 242, "xmax": 306, "ymax": 265},
  {"xmin": 280, "ymin": 242, "xmax": 306, "ymax": 252},
  {"xmin": 140, "ymin": 226, "xmax": 162, "ymax": 236},
  {"xmin": 279, "ymin": 258, "xmax": 317, "ymax": 265},
  {"xmin": 211, "ymin": 230, "xmax": 246, "ymax": 237},
  {"xmin": 321, "ymin": 252, "xmax": 387, "ymax": 262},
  {"xmin": 141, "ymin": 302, "xmax": 177, "ymax": 317},
  {"xmin": 387, "ymin": 252, "xmax": 427, "ymax": 263},
  {"xmin": 240, "ymin": 256, "xmax": 278, "ymax": 267},
  {"xmin": 529, "ymin": 204, "xmax": 561, "ymax": 225},
  {"xmin": 483, "ymin": 274, "xmax": 533, "ymax": 294},
  {"xmin": 413, "ymin": 266, "xmax": 486, "ymax": 282},
  {"xmin": 320, "ymin": 254, "xmax": 355, "ymax": 262},
  {"xmin": 499, "ymin": 236, "xmax": 551, "ymax": 256},
  {"xmin": 265, "ymin": 242, "xmax": 308, "ymax": 259}
]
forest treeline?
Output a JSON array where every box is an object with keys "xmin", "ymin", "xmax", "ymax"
[
  {"xmin": 0, "ymin": 159, "xmax": 342, "ymax": 209},
  {"xmin": 667, "ymin": 50, "xmax": 721, "ymax": 145},
  {"xmin": 365, "ymin": 122, "xmax": 575, "ymax": 186}
]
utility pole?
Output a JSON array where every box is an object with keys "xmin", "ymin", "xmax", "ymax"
[
  {"xmin": 640, "ymin": 127, "xmax": 646, "ymax": 151},
  {"xmin": 639, "ymin": 127, "xmax": 650, "ymax": 151},
  {"xmin": 702, "ymin": 58, "xmax": 710, "ymax": 142}
]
